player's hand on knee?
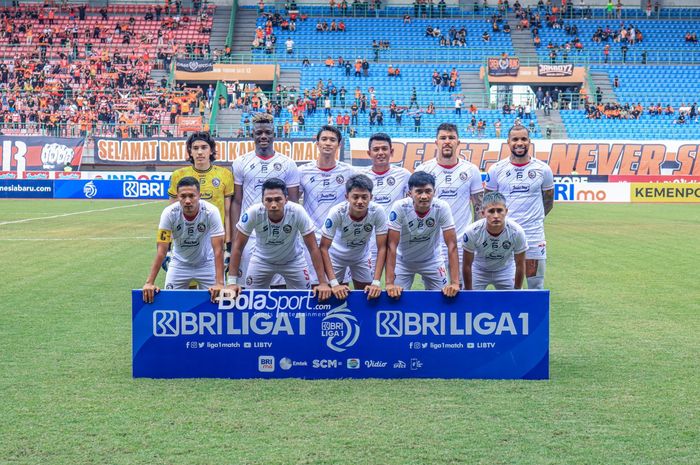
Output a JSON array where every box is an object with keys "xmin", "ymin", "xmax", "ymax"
[
  {"xmin": 142, "ymin": 283, "xmax": 160, "ymax": 303},
  {"xmin": 209, "ymin": 284, "xmax": 224, "ymax": 303},
  {"xmin": 224, "ymin": 284, "xmax": 242, "ymax": 299},
  {"xmin": 386, "ymin": 283, "xmax": 402, "ymax": 299},
  {"xmin": 331, "ymin": 283, "xmax": 350, "ymax": 300},
  {"xmin": 364, "ymin": 282, "xmax": 382, "ymax": 300},
  {"xmin": 442, "ymin": 283, "xmax": 460, "ymax": 298},
  {"xmin": 314, "ymin": 283, "xmax": 332, "ymax": 301}
]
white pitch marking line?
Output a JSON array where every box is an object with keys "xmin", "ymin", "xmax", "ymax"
[
  {"xmin": 0, "ymin": 201, "xmax": 159, "ymax": 226},
  {"xmin": 0, "ymin": 236, "xmax": 151, "ymax": 242}
]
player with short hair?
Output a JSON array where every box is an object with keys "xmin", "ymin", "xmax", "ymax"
[
  {"xmin": 485, "ymin": 125, "xmax": 554, "ymax": 289},
  {"xmin": 462, "ymin": 192, "xmax": 528, "ymax": 290},
  {"xmin": 319, "ymin": 174, "xmax": 387, "ymax": 300},
  {"xmin": 361, "ymin": 132, "xmax": 410, "ymax": 273},
  {"xmin": 385, "ymin": 171, "xmax": 460, "ymax": 298},
  {"xmin": 143, "ymin": 176, "xmax": 225, "ymax": 303},
  {"xmin": 230, "ymin": 113, "xmax": 301, "ymax": 282},
  {"xmin": 299, "ymin": 125, "xmax": 356, "ymax": 284},
  {"xmin": 415, "ymin": 122, "xmax": 484, "ymax": 285},
  {"xmin": 226, "ymin": 178, "xmax": 331, "ymax": 299}
]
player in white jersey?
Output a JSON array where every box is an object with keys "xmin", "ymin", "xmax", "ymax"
[
  {"xmin": 361, "ymin": 132, "xmax": 410, "ymax": 274},
  {"xmin": 386, "ymin": 171, "xmax": 460, "ymax": 298},
  {"xmin": 484, "ymin": 125, "xmax": 554, "ymax": 289},
  {"xmin": 462, "ymin": 192, "xmax": 528, "ymax": 290},
  {"xmin": 226, "ymin": 178, "xmax": 331, "ymax": 300},
  {"xmin": 299, "ymin": 125, "xmax": 356, "ymax": 284},
  {"xmin": 319, "ymin": 174, "xmax": 387, "ymax": 300},
  {"xmin": 415, "ymin": 123, "xmax": 483, "ymax": 286},
  {"xmin": 230, "ymin": 113, "xmax": 301, "ymax": 282},
  {"xmin": 143, "ymin": 177, "xmax": 225, "ymax": 303}
]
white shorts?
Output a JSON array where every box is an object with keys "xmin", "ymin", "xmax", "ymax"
[
  {"xmin": 394, "ymin": 258, "xmax": 447, "ymax": 290},
  {"xmin": 471, "ymin": 263, "xmax": 515, "ymax": 290},
  {"xmin": 246, "ymin": 255, "xmax": 311, "ymax": 290},
  {"xmin": 165, "ymin": 262, "xmax": 216, "ymax": 289},
  {"xmin": 525, "ymin": 241, "xmax": 547, "ymax": 260},
  {"xmin": 240, "ymin": 236, "xmax": 286, "ymax": 287},
  {"xmin": 330, "ymin": 250, "xmax": 373, "ymax": 284}
]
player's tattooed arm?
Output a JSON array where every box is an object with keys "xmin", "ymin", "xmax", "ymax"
[
  {"xmin": 471, "ymin": 191, "xmax": 484, "ymax": 220},
  {"xmin": 543, "ymin": 188, "xmax": 554, "ymax": 216}
]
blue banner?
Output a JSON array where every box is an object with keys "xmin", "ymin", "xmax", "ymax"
[
  {"xmin": 53, "ymin": 180, "xmax": 169, "ymax": 199},
  {"xmin": 0, "ymin": 179, "xmax": 53, "ymax": 198},
  {"xmin": 132, "ymin": 290, "xmax": 549, "ymax": 380}
]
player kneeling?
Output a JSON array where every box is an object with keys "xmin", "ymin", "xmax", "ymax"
[
  {"xmin": 319, "ymin": 174, "xmax": 387, "ymax": 300},
  {"xmin": 226, "ymin": 178, "xmax": 331, "ymax": 300},
  {"xmin": 385, "ymin": 171, "xmax": 460, "ymax": 298},
  {"xmin": 462, "ymin": 192, "xmax": 527, "ymax": 290},
  {"xmin": 143, "ymin": 176, "xmax": 225, "ymax": 303}
]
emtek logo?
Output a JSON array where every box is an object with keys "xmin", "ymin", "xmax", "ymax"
[
  {"xmin": 153, "ymin": 310, "xmax": 179, "ymax": 336},
  {"xmin": 123, "ymin": 181, "xmax": 164, "ymax": 198}
]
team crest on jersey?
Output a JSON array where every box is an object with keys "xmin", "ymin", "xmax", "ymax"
[
  {"xmin": 325, "ymin": 218, "xmax": 333, "ymax": 228},
  {"xmin": 197, "ymin": 223, "xmax": 206, "ymax": 232},
  {"xmin": 386, "ymin": 176, "xmax": 395, "ymax": 186},
  {"xmin": 459, "ymin": 172, "xmax": 468, "ymax": 181},
  {"xmin": 241, "ymin": 213, "xmax": 249, "ymax": 223},
  {"xmin": 336, "ymin": 175, "xmax": 345, "ymax": 184},
  {"xmin": 528, "ymin": 170, "xmax": 537, "ymax": 179},
  {"xmin": 212, "ymin": 177, "xmax": 221, "ymax": 187},
  {"xmin": 166, "ymin": 283, "xmax": 174, "ymax": 289},
  {"xmin": 274, "ymin": 162, "xmax": 282, "ymax": 171},
  {"xmin": 503, "ymin": 240, "xmax": 512, "ymax": 249},
  {"xmin": 363, "ymin": 224, "xmax": 373, "ymax": 232},
  {"xmin": 283, "ymin": 224, "xmax": 293, "ymax": 233},
  {"xmin": 246, "ymin": 276, "xmax": 254, "ymax": 286},
  {"xmin": 426, "ymin": 218, "xmax": 435, "ymax": 227}
]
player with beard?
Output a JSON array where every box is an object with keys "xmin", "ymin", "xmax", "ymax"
[
  {"xmin": 485, "ymin": 125, "xmax": 554, "ymax": 289},
  {"xmin": 415, "ymin": 122, "xmax": 483, "ymax": 286},
  {"xmin": 230, "ymin": 113, "xmax": 301, "ymax": 287}
]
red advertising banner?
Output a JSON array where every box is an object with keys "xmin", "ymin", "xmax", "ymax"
[{"xmin": 0, "ymin": 137, "xmax": 84, "ymax": 173}]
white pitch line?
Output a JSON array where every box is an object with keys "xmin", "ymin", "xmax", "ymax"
[
  {"xmin": 0, "ymin": 236, "xmax": 151, "ymax": 242},
  {"xmin": 0, "ymin": 201, "xmax": 159, "ymax": 226}
]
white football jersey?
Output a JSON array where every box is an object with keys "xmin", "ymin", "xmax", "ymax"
[
  {"xmin": 414, "ymin": 158, "xmax": 483, "ymax": 235},
  {"xmin": 321, "ymin": 201, "xmax": 388, "ymax": 258},
  {"xmin": 231, "ymin": 150, "xmax": 301, "ymax": 215},
  {"xmin": 462, "ymin": 218, "xmax": 528, "ymax": 272},
  {"xmin": 159, "ymin": 200, "xmax": 224, "ymax": 267},
  {"xmin": 485, "ymin": 158, "xmax": 554, "ymax": 243},
  {"xmin": 387, "ymin": 197, "xmax": 455, "ymax": 264},
  {"xmin": 362, "ymin": 165, "xmax": 411, "ymax": 210},
  {"xmin": 236, "ymin": 201, "xmax": 315, "ymax": 265},
  {"xmin": 299, "ymin": 161, "xmax": 356, "ymax": 232}
]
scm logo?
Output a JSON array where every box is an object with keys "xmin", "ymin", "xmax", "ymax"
[{"xmin": 312, "ymin": 359, "xmax": 339, "ymax": 368}]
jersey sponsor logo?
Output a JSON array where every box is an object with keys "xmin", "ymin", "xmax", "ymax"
[
  {"xmin": 241, "ymin": 213, "xmax": 249, "ymax": 223},
  {"xmin": 283, "ymin": 224, "xmax": 293, "ymax": 233},
  {"xmin": 389, "ymin": 211, "xmax": 398, "ymax": 221},
  {"xmin": 374, "ymin": 194, "xmax": 390, "ymax": 204},
  {"xmin": 463, "ymin": 233, "xmax": 468, "ymax": 243},
  {"xmin": 319, "ymin": 192, "xmax": 337, "ymax": 203},
  {"xmin": 511, "ymin": 184, "xmax": 530, "ymax": 194},
  {"xmin": 325, "ymin": 218, "xmax": 333, "ymax": 229},
  {"xmin": 439, "ymin": 187, "xmax": 458, "ymax": 199}
]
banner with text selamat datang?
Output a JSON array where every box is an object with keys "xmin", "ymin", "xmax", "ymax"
[{"xmin": 132, "ymin": 290, "xmax": 549, "ymax": 380}]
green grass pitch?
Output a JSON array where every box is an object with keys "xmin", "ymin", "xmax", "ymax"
[{"xmin": 0, "ymin": 200, "xmax": 698, "ymax": 465}]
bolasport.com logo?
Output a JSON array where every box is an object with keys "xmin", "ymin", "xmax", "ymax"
[{"xmin": 321, "ymin": 302, "xmax": 360, "ymax": 352}]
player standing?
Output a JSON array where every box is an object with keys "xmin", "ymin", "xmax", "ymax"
[
  {"xmin": 361, "ymin": 132, "xmax": 410, "ymax": 272},
  {"xmin": 143, "ymin": 177, "xmax": 225, "ymax": 303},
  {"xmin": 226, "ymin": 178, "xmax": 331, "ymax": 299},
  {"xmin": 299, "ymin": 125, "xmax": 356, "ymax": 284},
  {"xmin": 230, "ymin": 113, "xmax": 301, "ymax": 282},
  {"xmin": 462, "ymin": 192, "xmax": 528, "ymax": 290},
  {"xmin": 414, "ymin": 123, "xmax": 483, "ymax": 285},
  {"xmin": 385, "ymin": 171, "xmax": 460, "ymax": 298},
  {"xmin": 319, "ymin": 174, "xmax": 387, "ymax": 300},
  {"xmin": 485, "ymin": 125, "xmax": 554, "ymax": 289}
]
